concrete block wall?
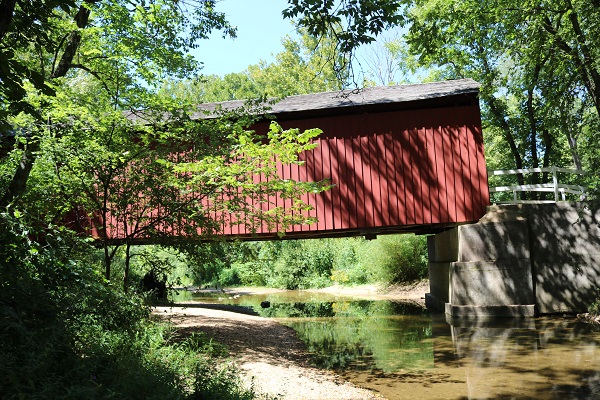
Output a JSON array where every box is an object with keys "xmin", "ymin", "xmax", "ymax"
[
  {"xmin": 450, "ymin": 259, "xmax": 532, "ymax": 305},
  {"xmin": 515, "ymin": 203, "xmax": 600, "ymax": 314},
  {"xmin": 427, "ymin": 208, "xmax": 535, "ymax": 317},
  {"xmin": 428, "ymin": 202, "xmax": 600, "ymax": 317},
  {"xmin": 427, "ymin": 229, "xmax": 457, "ymax": 310}
]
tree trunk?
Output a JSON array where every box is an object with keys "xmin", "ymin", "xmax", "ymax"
[
  {"xmin": 485, "ymin": 96, "xmax": 526, "ymax": 199},
  {"xmin": 477, "ymin": 43, "xmax": 526, "ymax": 198},
  {"xmin": 541, "ymin": 129, "xmax": 553, "ymax": 198},
  {"xmin": 1, "ymin": 1, "xmax": 92, "ymax": 207},
  {"xmin": 104, "ymin": 243, "xmax": 112, "ymax": 281},
  {"xmin": 0, "ymin": 0, "xmax": 16, "ymax": 42},
  {"xmin": 102, "ymin": 182, "xmax": 111, "ymax": 280},
  {"xmin": 526, "ymin": 86, "xmax": 539, "ymax": 199},
  {"xmin": 567, "ymin": 133, "xmax": 583, "ymax": 171},
  {"xmin": 0, "ymin": 139, "xmax": 38, "ymax": 208},
  {"xmin": 566, "ymin": 2, "xmax": 600, "ymax": 118},
  {"xmin": 542, "ymin": 5, "xmax": 600, "ymax": 119},
  {"xmin": 124, "ymin": 242, "xmax": 131, "ymax": 293}
]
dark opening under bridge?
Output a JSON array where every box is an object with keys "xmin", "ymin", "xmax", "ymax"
[{"xmin": 80, "ymin": 79, "xmax": 489, "ymax": 242}]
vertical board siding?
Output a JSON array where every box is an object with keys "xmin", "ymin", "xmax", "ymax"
[
  {"xmin": 452, "ymin": 121, "xmax": 466, "ymax": 222},
  {"xmin": 364, "ymin": 127, "xmax": 374, "ymax": 225},
  {"xmin": 383, "ymin": 131, "xmax": 397, "ymax": 225},
  {"xmin": 434, "ymin": 125, "xmax": 448, "ymax": 223},
  {"xmin": 442, "ymin": 124, "xmax": 457, "ymax": 223},
  {"xmin": 414, "ymin": 126, "xmax": 427, "ymax": 225},
  {"xmin": 255, "ymin": 104, "xmax": 489, "ymax": 236},
  {"xmin": 97, "ymin": 104, "xmax": 489, "ymax": 241},
  {"xmin": 403, "ymin": 126, "xmax": 416, "ymax": 225},
  {"xmin": 426, "ymin": 126, "xmax": 440, "ymax": 224},
  {"xmin": 329, "ymin": 136, "xmax": 340, "ymax": 230},
  {"xmin": 393, "ymin": 128, "xmax": 406, "ymax": 226},
  {"xmin": 376, "ymin": 131, "xmax": 389, "ymax": 227},
  {"xmin": 462, "ymin": 124, "xmax": 474, "ymax": 221}
]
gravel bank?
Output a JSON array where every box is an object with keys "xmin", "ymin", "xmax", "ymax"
[{"xmin": 155, "ymin": 281, "xmax": 428, "ymax": 399}]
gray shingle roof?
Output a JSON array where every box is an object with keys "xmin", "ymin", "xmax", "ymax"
[{"xmin": 190, "ymin": 79, "xmax": 480, "ymax": 119}]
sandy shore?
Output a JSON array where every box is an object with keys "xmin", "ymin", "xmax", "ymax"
[{"xmin": 155, "ymin": 280, "xmax": 428, "ymax": 400}]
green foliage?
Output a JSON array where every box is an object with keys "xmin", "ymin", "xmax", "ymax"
[
  {"xmin": 329, "ymin": 237, "xmax": 369, "ymax": 285},
  {"xmin": 106, "ymin": 245, "xmax": 193, "ymax": 291},
  {"xmin": 218, "ymin": 265, "xmax": 243, "ymax": 287},
  {"xmin": 186, "ymin": 235, "xmax": 428, "ymax": 290},
  {"xmin": 2, "ymin": 2, "xmax": 331, "ymax": 291},
  {"xmin": 361, "ymin": 30, "xmax": 445, "ymax": 86},
  {"xmin": 0, "ymin": 211, "xmax": 256, "ymax": 400},
  {"xmin": 283, "ymin": 0, "xmax": 403, "ymax": 82},
  {"xmin": 160, "ymin": 29, "xmax": 344, "ymax": 103},
  {"xmin": 359, "ymin": 235, "xmax": 428, "ymax": 284},
  {"xmin": 0, "ymin": 3, "xmax": 446, "ymax": 400},
  {"xmin": 16, "ymin": 71, "xmax": 330, "ymax": 288},
  {"xmin": 0, "ymin": 0, "xmax": 235, "ymax": 129},
  {"xmin": 175, "ymin": 242, "xmax": 230, "ymax": 286},
  {"xmin": 179, "ymin": 331, "xmax": 229, "ymax": 358},
  {"xmin": 398, "ymin": 0, "xmax": 598, "ymax": 197},
  {"xmin": 266, "ymin": 240, "xmax": 333, "ymax": 289}
]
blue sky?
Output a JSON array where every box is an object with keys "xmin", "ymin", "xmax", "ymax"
[{"xmin": 191, "ymin": 0, "xmax": 299, "ymax": 76}]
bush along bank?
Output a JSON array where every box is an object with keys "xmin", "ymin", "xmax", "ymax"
[
  {"xmin": 0, "ymin": 212, "xmax": 257, "ymax": 400},
  {"xmin": 178, "ymin": 234, "xmax": 429, "ymax": 290}
]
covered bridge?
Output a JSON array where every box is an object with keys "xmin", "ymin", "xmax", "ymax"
[
  {"xmin": 192, "ymin": 78, "xmax": 489, "ymax": 239},
  {"xmin": 83, "ymin": 79, "xmax": 490, "ymax": 242}
]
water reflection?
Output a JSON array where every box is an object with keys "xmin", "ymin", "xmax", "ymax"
[
  {"xmin": 346, "ymin": 316, "xmax": 600, "ymax": 400},
  {"xmin": 279, "ymin": 302, "xmax": 433, "ymax": 372},
  {"xmin": 172, "ymin": 290, "xmax": 600, "ymax": 399}
]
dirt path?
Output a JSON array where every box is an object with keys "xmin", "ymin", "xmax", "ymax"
[{"xmin": 155, "ymin": 280, "xmax": 428, "ymax": 400}]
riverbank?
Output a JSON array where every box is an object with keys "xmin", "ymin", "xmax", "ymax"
[
  {"xmin": 156, "ymin": 280, "xmax": 429, "ymax": 399},
  {"xmin": 189, "ymin": 279, "xmax": 429, "ymax": 304}
]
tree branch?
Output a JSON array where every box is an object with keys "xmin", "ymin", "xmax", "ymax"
[
  {"xmin": 50, "ymin": 1, "xmax": 95, "ymax": 78},
  {"xmin": 70, "ymin": 63, "xmax": 113, "ymax": 95},
  {"xmin": 2, "ymin": 1, "xmax": 97, "ymax": 207},
  {"xmin": 566, "ymin": 0, "xmax": 600, "ymax": 114},
  {"xmin": 542, "ymin": 8, "xmax": 600, "ymax": 115},
  {"xmin": 0, "ymin": 138, "xmax": 39, "ymax": 207}
]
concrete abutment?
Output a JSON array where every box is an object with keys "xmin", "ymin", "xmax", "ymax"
[{"xmin": 426, "ymin": 202, "xmax": 600, "ymax": 317}]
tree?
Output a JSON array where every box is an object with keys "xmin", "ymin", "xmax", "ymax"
[
  {"xmin": 1, "ymin": 0, "xmax": 409, "ymax": 288},
  {"xmin": 358, "ymin": 28, "xmax": 444, "ymax": 86},
  {"xmin": 397, "ymin": 0, "xmax": 598, "ymax": 197},
  {"xmin": 283, "ymin": 0, "xmax": 404, "ymax": 84},
  {"xmin": 0, "ymin": 0, "xmax": 235, "ymax": 208},
  {"xmin": 2, "ymin": 0, "xmax": 405, "ymax": 211},
  {"xmin": 25, "ymin": 73, "xmax": 328, "ymax": 288},
  {"xmin": 160, "ymin": 30, "xmax": 345, "ymax": 104},
  {"xmin": 246, "ymin": 32, "xmax": 344, "ymax": 97}
]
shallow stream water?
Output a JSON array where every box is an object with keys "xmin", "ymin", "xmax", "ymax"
[{"xmin": 174, "ymin": 290, "xmax": 600, "ymax": 400}]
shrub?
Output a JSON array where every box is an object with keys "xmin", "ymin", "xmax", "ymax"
[
  {"xmin": 174, "ymin": 235, "xmax": 428, "ymax": 290},
  {"xmin": 330, "ymin": 237, "xmax": 368, "ymax": 285},
  {"xmin": 266, "ymin": 240, "xmax": 334, "ymax": 289},
  {"xmin": 218, "ymin": 266, "xmax": 243, "ymax": 287},
  {"xmin": 0, "ymin": 211, "xmax": 256, "ymax": 400},
  {"xmin": 359, "ymin": 234, "xmax": 428, "ymax": 284}
]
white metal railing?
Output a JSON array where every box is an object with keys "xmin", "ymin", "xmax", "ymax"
[{"xmin": 488, "ymin": 166, "xmax": 586, "ymax": 203}]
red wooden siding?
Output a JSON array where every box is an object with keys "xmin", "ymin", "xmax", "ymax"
[
  {"xmin": 222, "ymin": 103, "xmax": 489, "ymax": 239},
  {"xmin": 79, "ymin": 97, "xmax": 489, "ymax": 243}
]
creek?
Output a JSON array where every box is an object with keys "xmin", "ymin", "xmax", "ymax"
[{"xmin": 174, "ymin": 289, "xmax": 600, "ymax": 400}]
